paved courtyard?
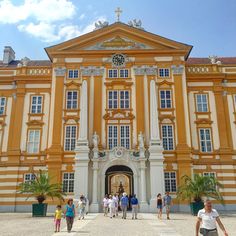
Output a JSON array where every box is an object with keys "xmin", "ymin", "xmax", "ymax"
[{"xmin": 0, "ymin": 212, "xmax": 235, "ymax": 236}]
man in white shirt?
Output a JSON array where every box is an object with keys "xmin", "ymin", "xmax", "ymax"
[
  {"xmin": 103, "ymin": 194, "xmax": 109, "ymax": 216},
  {"xmin": 196, "ymin": 200, "xmax": 228, "ymax": 236},
  {"xmin": 108, "ymin": 195, "xmax": 116, "ymax": 219},
  {"xmin": 113, "ymin": 193, "xmax": 119, "ymax": 217}
]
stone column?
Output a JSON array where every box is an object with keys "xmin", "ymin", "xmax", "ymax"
[
  {"xmin": 149, "ymin": 80, "xmax": 165, "ymax": 212},
  {"xmin": 139, "ymin": 159, "xmax": 148, "ymax": 212},
  {"xmin": 90, "ymin": 160, "xmax": 99, "ymax": 212},
  {"xmin": 74, "ymin": 79, "xmax": 90, "ymax": 202}
]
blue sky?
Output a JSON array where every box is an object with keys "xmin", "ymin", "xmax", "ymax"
[{"xmin": 0, "ymin": 0, "xmax": 235, "ymax": 60}]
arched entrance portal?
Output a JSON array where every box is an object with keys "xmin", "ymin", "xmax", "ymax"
[{"xmin": 105, "ymin": 165, "xmax": 134, "ymax": 197}]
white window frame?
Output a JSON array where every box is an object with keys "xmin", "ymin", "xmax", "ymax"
[
  {"xmin": 159, "ymin": 68, "xmax": 170, "ymax": 77},
  {"xmin": 161, "ymin": 125, "xmax": 174, "ymax": 150},
  {"xmin": 199, "ymin": 128, "xmax": 213, "ymax": 153},
  {"xmin": 24, "ymin": 173, "xmax": 36, "ymax": 183},
  {"xmin": 31, "ymin": 96, "xmax": 43, "ymax": 114},
  {"xmin": 160, "ymin": 90, "xmax": 172, "ymax": 109},
  {"xmin": 203, "ymin": 172, "xmax": 216, "ymax": 178},
  {"xmin": 62, "ymin": 173, "xmax": 74, "ymax": 193},
  {"xmin": 196, "ymin": 94, "xmax": 208, "ymax": 112},
  {"xmin": 120, "ymin": 125, "xmax": 130, "ymax": 149},
  {"xmin": 108, "ymin": 91, "xmax": 118, "ymax": 109},
  {"xmin": 164, "ymin": 172, "xmax": 177, "ymax": 192},
  {"xmin": 120, "ymin": 90, "xmax": 130, "ymax": 109},
  {"xmin": 66, "ymin": 91, "xmax": 78, "ymax": 110},
  {"xmin": 27, "ymin": 130, "xmax": 40, "ymax": 154},
  {"xmin": 68, "ymin": 69, "xmax": 79, "ymax": 79},
  {"xmin": 0, "ymin": 97, "xmax": 6, "ymax": 115},
  {"xmin": 108, "ymin": 69, "xmax": 118, "ymax": 78},
  {"xmin": 64, "ymin": 126, "xmax": 77, "ymax": 151},
  {"xmin": 119, "ymin": 69, "xmax": 129, "ymax": 78},
  {"xmin": 108, "ymin": 125, "xmax": 118, "ymax": 150}
]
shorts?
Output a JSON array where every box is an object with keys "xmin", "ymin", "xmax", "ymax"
[
  {"xmin": 157, "ymin": 205, "xmax": 162, "ymax": 209},
  {"xmin": 55, "ymin": 219, "xmax": 61, "ymax": 226},
  {"xmin": 165, "ymin": 205, "xmax": 171, "ymax": 211}
]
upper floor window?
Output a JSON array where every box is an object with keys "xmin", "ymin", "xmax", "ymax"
[
  {"xmin": 160, "ymin": 90, "xmax": 172, "ymax": 108},
  {"xmin": 66, "ymin": 91, "xmax": 78, "ymax": 110},
  {"xmin": 108, "ymin": 125, "xmax": 130, "ymax": 150},
  {"xmin": 159, "ymin": 68, "xmax": 170, "ymax": 77},
  {"xmin": 64, "ymin": 126, "xmax": 77, "ymax": 151},
  {"xmin": 164, "ymin": 172, "xmax": 177, "ymax": 192},
  {"xmin": 162, "ymin": 125, "xmax": 174, "ymax": 150},
  {"xmin": 196, "ymin": 94, "xmax": 208, "ymax": 112},
  {"xmin": 27, "ymin": 130, "xmax": 40, "ymax": 154},
  {"xmin": 108, "ymin": 69, "xmax": 129, "ymax": 78},
  {"xmin": 199, "ymin": 128, "xmax": 212, "ymax": 153},
  {"xmin": 24, "ymin": 173, "xmax": 36, "ymax": 183},
  {"xmin": 68, "ymin": 69, "xmax": 79, "ymax": 79},
  {"xmin": 108, "ymin": 90, "xmax": 130, "ymax": 109},
  {"xmin": 0, "ymin": 97, "xmax": 6, "ymax": 115},
  {"xmin": 31, "ymin": 96, "xmax": 43, "ymax": 114},
  {"xmin": 62, "ymin": 173, "xmax": 74, "ymax": 193}
]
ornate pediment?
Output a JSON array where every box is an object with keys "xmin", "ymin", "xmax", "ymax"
[
  {"xmin": 103, "ymin": 110, "xmax": 135, "ymax": 120},
  {"xmin": 83, "ymin": 36, "xmax": 153, "ymax": 50}
]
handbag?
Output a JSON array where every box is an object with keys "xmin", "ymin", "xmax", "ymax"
[{"xmin": 200, "ymin": 228, "xmax": 217, "ymax": 236}]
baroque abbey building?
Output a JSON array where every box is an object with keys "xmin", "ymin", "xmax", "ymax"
[{"xmin": 0, "ymin": 21, "xmax": 236, "ymax": 212}]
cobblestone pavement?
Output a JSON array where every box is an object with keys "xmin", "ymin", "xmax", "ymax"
[{"xmin": 0, "ymin": 212, "xmax": 235, "ymax": 236}]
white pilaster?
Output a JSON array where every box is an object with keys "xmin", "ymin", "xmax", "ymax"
[
  {"xmin": 149, "ymin": 80, "xmax": 165, "ymax": 212},
  {"xmin": 89, "ymin": 75, "xmax": 94, "ymax": 143},
  {"xmin": 90, "ymin": 160, "xmax": 99, "ymax": 212},
  {"xmin": 143, "ymin": 73, "xmax": 150, "ymax": 145}
]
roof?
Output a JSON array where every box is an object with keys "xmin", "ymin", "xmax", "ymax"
[
  {"xmin": 187, "ymin": 57, "xmax": 236, "ymax": 65},
  {"xmin": 0, "ymin": 60, "xmax": 51, "ymax": 68}
]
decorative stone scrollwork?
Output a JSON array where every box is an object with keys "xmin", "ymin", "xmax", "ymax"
[
  {"xmin": 171, "ymin": 65, "xmax": 184, "ymax": 75},
  {"xmin": 94, "ymin": 21, "xmax": 109, "ymax": 30},
  {"xmin": 54, "ymin": 67, "xmax": 66, "ymax": 76},
  {"xmin": 81, "ymin": 66, "xmax": 104, "ymax": 76},
  {"xmin": 133, "ymin": 66, "xmax": 157, "ymax": 76},
  {"xmin": 128, "ymin": 19, "xmax": 144, "ymax": 30}
]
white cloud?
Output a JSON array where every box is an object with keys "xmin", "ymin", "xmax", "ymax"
[{"xmin": 0, "ymin": 0, "xmax": 76, "ymax": 24}]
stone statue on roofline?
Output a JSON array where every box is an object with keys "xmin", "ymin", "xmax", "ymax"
[
  {"xmin": 94, "ymin": 21, "xmax": 109, "ymax": 30},
  {"xmin": 128, "ymin": 19, "xmax": 144, "ymax": 30}
]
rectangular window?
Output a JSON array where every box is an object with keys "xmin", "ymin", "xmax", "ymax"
[
  {"xmin": 0, "ymin": 97, "xmax": 6, "ymax": 115},
  {"xmin": 199, "ymin": 128, "xmax": 212, "ymax": 152},
  {"xmin": 196, "ymin": 94, "xmax": 208, "ymax": 112},
  {"xmin": 64, "ymin": 126, "xmax": 77, "ymax": 151},
  {"xmin": 160, "ymin": 90, "xmax": 172, "ymax": 108},
  {"xmin": 120, "ymin": 91, "xmax": 130, "ymax": 109},
  {"xmin": 108, "ymin": 91, "xmax": 118, "ymax": 109},
  {"xmin": 159, "ymin": 68, "xmax": 170, "ymax": 77},
  {"xmin": 66, "ymin": 91, "xmax": 78, "ymax": 109},
  {"xmin": 68, "ymin": 69, "xmax": 79, "ymax": 79},
  {"xmin": 203, "ymin": 172, "xmax": 216, "ymax": 178},
  {"xmin": 27, "ymin": 130, "xmax": 40, "ymax": 153},
  {"xmin": 162, "ymin": 125, "xmax": 174, "ymax": 150},
  {"xmin": 31, "ymin": 96, "xmax": 43, "ymax": 114},
  {"xmin": 63, "ymin": 173, "xmax": 74, "ymax": 193},
  {"xmin": 108, "ymin": 69, "xmax": 118, "ymax": 78},
  {"xmin": 120, "ymin": 69, "xmax": 129, "ymax": 78},
  {"xmin": 24, "ymin": 173, "xmax": 36, "ymax": 183},
  {"xmin": 164, "ymin": 172, "xmax": 177, "ymax": 192},
  {"xmin": 120, "ymin": 125, "xmax": 130, "ymax": 149},
  {"xmin": 108, "ymin": 126, "xmax": 118, "ymax": 150}
]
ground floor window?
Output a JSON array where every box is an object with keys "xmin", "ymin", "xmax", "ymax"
[
  {"xmin": 203, "ymin": 172, "xmax": 216, "ymax": 178},
  {"xmin": 24, "ymin": 173, "xmax": 36, "ymax": 183},
  {"xmin": 164, "ymin": 172, "xmax": 177, "ymax": 192},
  {"xmin": 63, "ymin": 173, "xmax": 74, "ymax": 193}
]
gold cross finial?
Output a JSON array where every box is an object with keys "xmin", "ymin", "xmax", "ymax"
[{"xmin": 115, "ymin": 7, "xmax": 122, "ymax": 22}]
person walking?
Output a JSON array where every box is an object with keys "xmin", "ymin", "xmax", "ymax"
[
  {"xmin": 157, "ymin": 193, "xmax": 163, "ymax": 219},
  {"xmin": 103, "ymin": 194, "xmax": 109, "ymax": 216},
  {"xmin": 54, "ymin": 205, "xmax": 63, "ymax": 233},
  {"xmin": 163, "ymin": 192, "xmax": 172, "ymax": 220},
  {"xmin": 64, "ymin": 199, "xmax": 75, "ymax": 233},
  {"xmin": 108, "ymin": 194, "xmax": 116, "ymax": 219},
  {"xmin": 77, "ymin": 195, "xmax": 86, "ymax": 220},
  {"xmin": 120, "ymin": 192, "xmax": 129, "ymax": 219},
  {"xmin": 113, "ymin": 193, "xmax": 119, "ymax": 217},
  {"xmin": 196, "ymin": 199, "xmax": 228, "ymax": 236},
  {"xmin": 131, "ymin": 194, "xmax": 139, "ymax": 219}
]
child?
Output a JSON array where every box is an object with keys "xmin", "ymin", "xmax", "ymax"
[{"xmin": 54, "ymin": 205, "xmax": 63, "ymax": 233}]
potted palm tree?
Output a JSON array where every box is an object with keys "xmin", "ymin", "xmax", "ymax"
[
  {"xmin": 177, "ymin": 174, "xmax": 224, "ymax": 215},
  {"xmin": 19, "ymin": 170, "xmax": 66, "ymax": 217}
]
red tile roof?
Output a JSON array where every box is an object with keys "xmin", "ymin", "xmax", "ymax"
[
  {"xmin": 0, "ymin": 60, "xmax": 51, "ymax": 68},
  {"xmin": 187, "ymin": 57, "xmax": 236, "ymax": 65}
]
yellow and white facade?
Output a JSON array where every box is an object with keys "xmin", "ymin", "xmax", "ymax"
[{"xmin": 0, "ymin": 22, "xmax": 236, "ymax": 212}]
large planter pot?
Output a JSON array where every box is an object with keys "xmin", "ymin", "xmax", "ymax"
[
  {"xmin": 190, "ymin": 201, "xmax": 204, "ymax": 216},
  {"xmin": 32, "ymin": 203, "xmax": 48, "ymax": 217}
]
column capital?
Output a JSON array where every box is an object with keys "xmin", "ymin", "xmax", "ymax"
[
  {"xmin": 171, "ymin": 65, "xmax": 184, "ymax": 75},
  {"xmin": 133, "ymin": 66, "xmax": 157, "ymax": 76},
  {"xmin": 54, "ymin": 67, "xmax": 66, "ymax": 76},
  {"xmin": 81, "ymin": 66, "xmax": 104, "ymax": 76}
]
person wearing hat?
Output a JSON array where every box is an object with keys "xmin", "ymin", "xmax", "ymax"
[{"xmin": 120, "ymin": 192, "xmax": 129, "ymax": 219}]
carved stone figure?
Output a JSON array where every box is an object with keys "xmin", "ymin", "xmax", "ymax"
[
  {"xmin": 209, "ymin": 55, "xmax": 222, "ymax": 65},
  {"xmin": 92, "ymin": 132, "xmax": 99, "ymax": 149},
  {"xmin": 94, "ymin": 21, "xmax": 109, "ymax": 30},
  {"xmin": 138, "ymin": 131, "xmax": 145, "ymax": 150},
  {"xmin": 128, "ymin": 19, "xmax": 144, "ymax": 30}
]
